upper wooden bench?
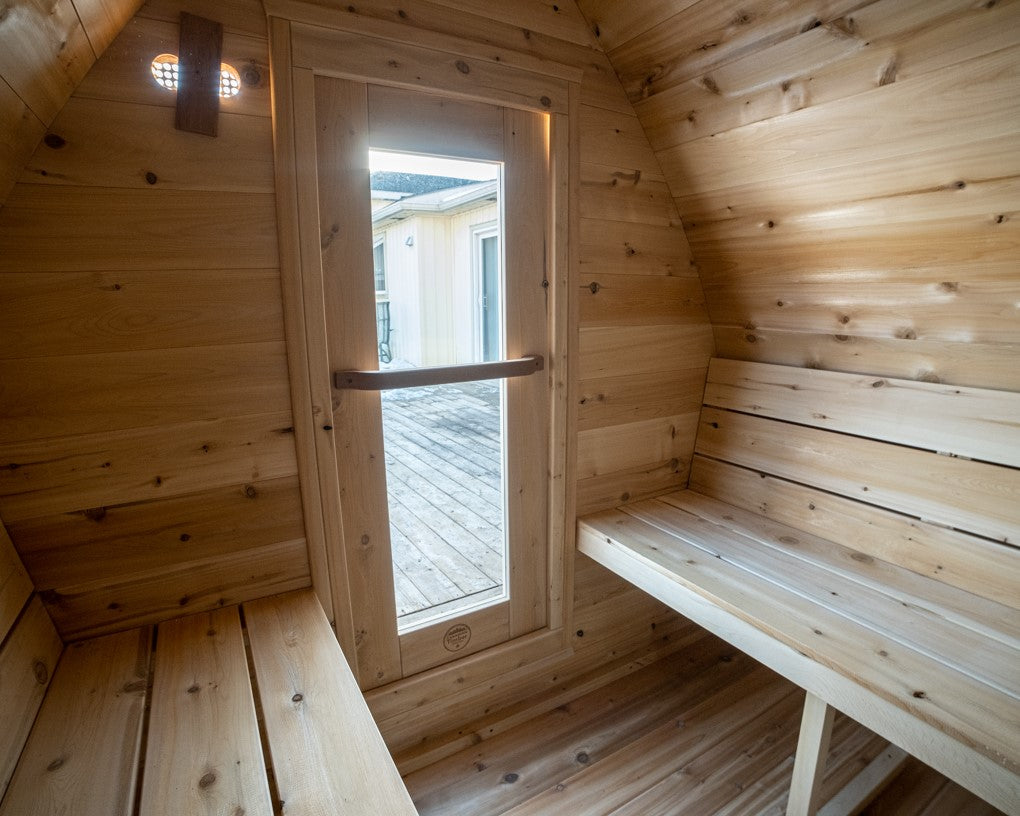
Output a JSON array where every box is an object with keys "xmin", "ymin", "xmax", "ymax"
[
  {"xmin": 579, "ymin": 358, "xmax": 1020, "ymax": 814},
  {"xmin": 0, "ymin": 572, "xmax": 418, "ymax": 815}
]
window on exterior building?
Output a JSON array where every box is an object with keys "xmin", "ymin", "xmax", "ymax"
[{"xmin": 373, "ymin": 239, "xmax": 387, "ymax": 296}]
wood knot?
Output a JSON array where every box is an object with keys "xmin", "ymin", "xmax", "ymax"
[
  {"xmin": 33, "ymin": 660, "xmax": 49, "ymax": 685},
  {"xmin": 198, "ymin": 771, "xmax": 217, "ymax": 788},
  {"xmin": 47, "ymin": 757, "xmax": 64, "ymax": 771},
  {"xmin": 145, "ymin": 171, "xmax": 158, "ymax": 185},
  {"xmin": 455, "ymin": 60, "xmax": 470, "ymax": 74},
  {"xmin": 244, "ymin": 484, "xmax": 258, "ymax": 498},
  {"xmin": 83, "ymin": 506, "xmax": 107, "ymax": 521},
  {"xmin": 43, "ymin": 133, "xmax": 67, "ymax": 149},
  {"xmin": 779, "ymin": 536, "xmax": 798, "ymax": 545},
  {"xmin": 503, "ymin": 773, "xmax": 520, "ymax": 784},
  {"xmin": 912, "ymin": 690, "xmax": 926, "ymax": 699},
  {"xmin": 576, "ymin": 752, "xmax": 590, "ymax": 764},
  {"xmin": 292, "ymin": 692, "xmax": 304, "ymax": 703},
  {"xmin": 938, "ymin": 281, "xmax": 959, "ymax": 292},
  {"xmin": 187, "ymin": 684, "xmax": 201, "ymax": 694},
  {"xmin": 871, "ymin": 379, "xmax": 885, "ymax": 388},
  {"xmin": 180, "ymin": 533, "xmax": 191, "ymax": 541},
  {"xmin": 540, "ymin": 95, "xmax": 552, "ymax": 109},
  {"xmin": 588, "ymin": 281, "xmax": 600, "ymax": 294},
  {"xmin": 850, "ymin": 552, "xmax": 873, "ymax": 564}
]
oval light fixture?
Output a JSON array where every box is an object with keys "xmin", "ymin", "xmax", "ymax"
[{"xmin": 151, "ymin": 54, "xmax": 241, "ymax": 98}]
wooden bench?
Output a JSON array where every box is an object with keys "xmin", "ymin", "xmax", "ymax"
[
  {"xmin": 0, "ymin": 531, "xmax": 418, "ymax": 816},
  {"xmin": 578, "ymin": 358, "xmax": 1020, "ymax": 815}
]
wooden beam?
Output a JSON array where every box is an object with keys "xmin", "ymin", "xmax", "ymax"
[
  {"xmin": 817, "ymin": 745, "xmax": 910, "ymax": 816},
  {"xmin": 787, "ymin": 692, "xmax": 836, "ymax": 816},
  {"xmin": 175, "ymin": 13, "xmax": 223, "ymax": 136}
]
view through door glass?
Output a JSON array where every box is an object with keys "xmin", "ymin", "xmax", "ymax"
[{"xmin": 369, "ymin": 149, "xmax": 507, "ymax": 631}]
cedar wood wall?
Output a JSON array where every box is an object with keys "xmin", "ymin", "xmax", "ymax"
[
  {"xmin": 577, "ymin": 0, "xmax": 1020, "ymax": 392},
  {"xmin": 2, "ymin": 0, "xmax": 1015, "ymax": 750},
  {"xmin": 0, "ymin": 0, "xmax": 702, "ymax": 737}
]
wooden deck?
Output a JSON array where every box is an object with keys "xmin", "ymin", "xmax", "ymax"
[{"xmin": 381, "ymin": 380, "xmax": 506, "ymax": 626}]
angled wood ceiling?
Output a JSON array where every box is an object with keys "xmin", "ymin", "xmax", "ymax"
[
  {"xmin": 576, "ymin": 0, "xmax": 1020, "ymax": 392},
  {"xmin": 0, "ymin": 0, "xmax": 143, "ymax": 205}
]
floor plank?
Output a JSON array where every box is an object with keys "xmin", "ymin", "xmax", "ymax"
[{"xmin": 404, "ymin": 631, "xmax": 1007, "ymax": 816}]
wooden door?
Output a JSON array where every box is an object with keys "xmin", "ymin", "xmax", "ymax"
[{"xmin": 313, "ymin": 77, "xmax": 550, "ymax": 689}]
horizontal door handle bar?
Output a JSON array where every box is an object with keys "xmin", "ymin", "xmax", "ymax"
[{"xmin": 334, "ymin": 354, "xmax": 544, "ymax": 391}]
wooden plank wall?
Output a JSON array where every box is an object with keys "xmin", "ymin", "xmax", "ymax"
[
  {"xmin": 0, "ymin": 0, "xmax": 144, "ymax": 208},
  {"xmin": 0, "ymin": 0, "xmax": 311, "ymax": 640},
  {"xmin": 577, "ymin": 0, "xmax": 1020, "ymax": 393},
  {"xmin": 0, "ymin": 0, "xmax": 712, "ymax": 750}
]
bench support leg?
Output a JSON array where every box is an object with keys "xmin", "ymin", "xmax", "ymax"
[{"xmin": 787, "ymin": 692, "xmax": 836, "ymax": 816}]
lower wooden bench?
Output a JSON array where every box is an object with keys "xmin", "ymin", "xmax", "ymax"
[
  {"xmin": 579, "ymin": 358, "xmax": 1020, "ymax": 815},
  {"xmin": 0, "ymin": 588, "xmax": 418, "ymax": 816}
]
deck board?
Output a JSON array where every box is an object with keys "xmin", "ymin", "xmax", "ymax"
[{"xmin": 381, "ymin": 381, "xmax": 506, "ymax": 620}]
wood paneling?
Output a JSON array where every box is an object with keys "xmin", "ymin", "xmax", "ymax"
[
  {"xmin": 0, "ymin": 342, "xmax": 291, "ymax": 443},
  {"xmin": 0, "ymin": 0, "xmax": 306, "ymax": 638},
  {"xmin": 22, "ymin": 98, "xmax": 275, "ymax": 192},
  {"xmin": 12, "ymin": 476, "xmax": 304, "ymax": 588},
  {"xmin": 0, "ymin": 77, "xmax": 46, "ymax": 206},
  {"xmin": 0, "ymin": 523, "xmax": 32, "ymax": 644},
  {"xmin": 47, "ymin": 537, "xmax": 310, "ymax": 640},
  {"xmin": 0, "ymin": 187, "xmax": 279, "ymax": 272},
  {"xmin": 73, "ymin": 15, "xmax": 271, "ymax": 117},
  {"xmin": 0, "ymin": 596, "xmax": 63, "ymax": 794},
  {"xmin": 0, "ymin": 269, "xmax": 283, "ymax": 359},
  {"xmin": 0, "ymin": 414, "xmax": 297, "ymax": 522},
  {"xmin": 0, "ymin": 0, "xmax": 712, "ymax": 764},
  {"xmin": 0, "ymin": 0, "xmax": 94, "ymax": 124},
  {"xmin": 0, "ymin": 627, "xmax": 150, "ymax": 816},
  {"xmin": 582, "ymin": 0, "xmax": 1020, "ymax": 398}
]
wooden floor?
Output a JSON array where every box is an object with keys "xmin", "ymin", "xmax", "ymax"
[
  {"xmin": 402, "ymin": 631, "xmax": 1005, "ymax": 816},
  {"xmin": 381, "ymin": 380, "xmax": 505, "ymax": 624}
]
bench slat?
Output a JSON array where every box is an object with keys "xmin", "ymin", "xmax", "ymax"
[
  {"xmin": 139, "ymin": 607, "xmax": 272, "ymax": 816},
  {"xmin": 690, "ymin": 456, "xmax": 1020, "ymax": 611},
  {"xmin": 244, "ymin": 589, "xmax": 418, "ymax": 815},
  {"xmin": 664, "ymin": 490, "xmax": 1020, "ymax": 649},
  {"xmin": 0, "ymin": 627, "xmax": 151, "ymax": 815},
  {"xmin": 626, "ymin": 497, "xmax": 1018, "ymax": 697},
  {"xmin": 578, "ymin": 517, "xmax": 1020, "ymax": 814},
  {"xmin": 696, "ymin": 407, "xmax": 1020, "ymax": 544},
  {"xmin": 704, "ymin": 358, "xmax": 1020, "ymax": 468},
  {"xmin": 578, "ymin": 510, "xmax": 1019, "ymax": 776},
  {"xmin": 0, "ymin": 595, "xmax": 62, "ymax": 795}
]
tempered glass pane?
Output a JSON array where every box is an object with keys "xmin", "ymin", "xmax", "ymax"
[
  {"xmin": 383, "ymin": 382, "xmax": 506, "ymax": 630},
  {"xmin": 369, "ymin": 150, "xmax": 507, "ymax": 630}
]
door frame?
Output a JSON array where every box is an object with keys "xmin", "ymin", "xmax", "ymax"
[{"xmin": 266, "ymin": 8, "xmax": 578, "ymax": 693}]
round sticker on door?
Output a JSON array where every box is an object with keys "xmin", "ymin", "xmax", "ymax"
[{"xmin": 443, "ymin": 623, "xmax": 472, "ymax": 652}]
